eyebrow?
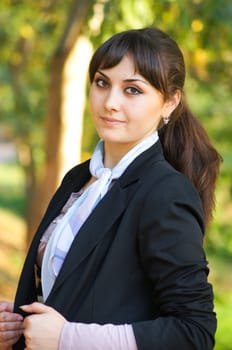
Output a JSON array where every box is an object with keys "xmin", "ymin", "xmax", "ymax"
[{"xmin": 96, "ymin": 70, "xmax": 148, "ymax": 85}]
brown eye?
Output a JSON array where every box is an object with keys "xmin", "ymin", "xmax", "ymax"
[
  {"xmin": 95, "ymin": 78, "xmax": 108, "ymax": 88},
  {"xmin": 125, "ymin": 86, "xmax": 142, "ymax": 95}
]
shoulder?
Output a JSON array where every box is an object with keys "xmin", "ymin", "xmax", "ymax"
[
  {"xmin": 60, "ymin": 159, "xmax": 90, "ymax": 185},
  {"xmin": 138, "ymin": 158, "xmax": 205, "ymax": 232},
  {"xmin": 159, "ymin": 164, "xmax": 199, "ymax": 201},
  {"xmin": 127, "ymin": 140, "xmax": 203, "ymax": 216},
  {"xmin": 143, "ymin": 152, "xmax": 200, "ymax": 203}
]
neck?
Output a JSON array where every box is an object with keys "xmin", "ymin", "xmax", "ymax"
[
  {"xmin": 101, "ymin": 132, "xmax": 159, "ymax": 168},
  {"xmin": 103, "ymin": 142, "xmax": 140, "ymax": 168}
]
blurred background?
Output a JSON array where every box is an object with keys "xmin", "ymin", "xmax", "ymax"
[{"xmin": 0, "ymin": 0, "xmax": 231, "ymax": 348}]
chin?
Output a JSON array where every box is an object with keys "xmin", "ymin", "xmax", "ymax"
[{"xmin": 98, "ymin": 132, "xmax": 124, "ymax": 144}]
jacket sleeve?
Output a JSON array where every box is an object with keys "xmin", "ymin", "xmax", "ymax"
[{"xmin": 133, "ymin": 174, "xmax": 216, "ymax": 350}]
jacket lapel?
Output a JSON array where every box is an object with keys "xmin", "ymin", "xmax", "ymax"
[
  {"xmin": 34, "ymin": 161, "xmax": 91, "ymax": 241},
  {"xmin": 48, "ymin": 177, "xmax": 140, "ymax": 297},
  {"xmin": 19, "ymin": 161, "xmax": 92, "ymax": 284},
  {"xmin": 47, "ymin": 141, "xmax": 164, "ymax": 300}
]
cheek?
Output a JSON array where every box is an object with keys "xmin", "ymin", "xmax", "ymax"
[
  {"xmin": 145, "ymin": 100, "xmax": 164, "ymax": 119},
  {"xmin": 90, "ymin": 90, "xmax": 103, "ymax": 114}
]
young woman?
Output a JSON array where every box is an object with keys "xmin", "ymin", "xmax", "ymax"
[{"xmin": 0, "ymin": 27, "xmax": 221, "ymax": 350}]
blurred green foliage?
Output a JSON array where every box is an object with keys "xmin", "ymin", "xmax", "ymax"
[
  {"xmin": 0, "ymin": 162, "xmax": 25, "ymax": 217},
  {"xmin": 0, "ymin": 0, "xmax": 73, "ymax": 166}
]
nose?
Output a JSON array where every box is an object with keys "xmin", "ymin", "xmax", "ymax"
[{"xmin": 104, "ymin": 88, "xmax": 121, "ymax": 112}]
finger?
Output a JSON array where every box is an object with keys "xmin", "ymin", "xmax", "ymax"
[
  {"xmin": 0, "ymin": 311, "xmax": 23, "ymax": 323},
  {"xmin": 0, "ymin": 338, "xmax": 19, "ymax": 349},
  {"xmin": 20, "ymin": 302, "xmax": 52, "ymax": 315},
  {"xmin": 0, "ymin": 320, "xmax": 24, "ymax": 332},
  {"xmin": 0, "ymin": 301, "xmax": 14, "ymax": 313},
  {"xmin": 0, "ymin": 328, "xmax": 23, "ymax": 341}
]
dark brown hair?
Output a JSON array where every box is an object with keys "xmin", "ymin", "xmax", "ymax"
[{"xmin": 89, "ymin": 27, "xmax": 222, "ymax": 225}]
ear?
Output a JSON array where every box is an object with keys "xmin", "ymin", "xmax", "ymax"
[{"xmin": 162, "ymin": 90, "xmax": 181, "ymax": 119}]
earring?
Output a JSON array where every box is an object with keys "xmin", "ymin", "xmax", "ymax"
[{"xmin": 163, "ymin": 116, "xmax": 170, "ymax": 125}]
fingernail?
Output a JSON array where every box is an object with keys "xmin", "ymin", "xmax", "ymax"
[{"xmin": 19, "ymin": 305, "xmax": 27, "ymax": 310}]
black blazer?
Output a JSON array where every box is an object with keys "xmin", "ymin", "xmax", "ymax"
[{"xmin": 14, "ymin": 141, "xmax": 216, "ymax": 350}]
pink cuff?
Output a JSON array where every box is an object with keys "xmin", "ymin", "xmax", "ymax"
[{"xmin": 59, "ymin": 322, "xmax": 138, "ymax": 350}]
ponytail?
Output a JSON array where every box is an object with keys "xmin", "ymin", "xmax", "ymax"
[
  {"xmin": 159, "ymin": 99, "xmax": 222, "ymax": 226},
  {"xmin": 89, "ymin": 26, "xmax": 222, "ymax": 225}
]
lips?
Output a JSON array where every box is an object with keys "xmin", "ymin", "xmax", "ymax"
[{"xmin": 100, "ymin": 116, "xmax": 124, "ymax": 125}]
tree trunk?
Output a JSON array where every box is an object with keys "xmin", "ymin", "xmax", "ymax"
[{"xmin": 26, "ymin": 0, "xmax": 95, "ymax": 245}]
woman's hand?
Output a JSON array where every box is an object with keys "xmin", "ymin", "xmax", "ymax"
[
  {"xmin": 21, "ymin": 302, "xmax": 66, "ymax": 350},
  {"xmin": 0, "ymin": 301, "xmax": 24, "ymax": 350}
]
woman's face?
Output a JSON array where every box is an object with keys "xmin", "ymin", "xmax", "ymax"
[{"xmin": 89, "ymin": 55, "xmax": 171, "ymax": 155}]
